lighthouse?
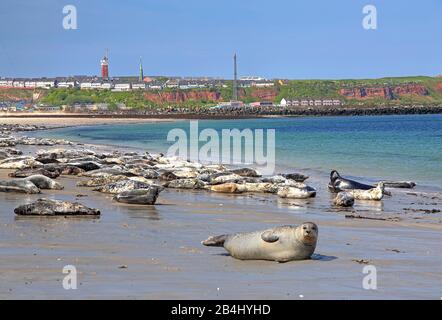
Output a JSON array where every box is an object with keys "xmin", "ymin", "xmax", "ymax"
[{"xmin": 101, "ymin": 51, "xmax": 109, "ymax": 80}]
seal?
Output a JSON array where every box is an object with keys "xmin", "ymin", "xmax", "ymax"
[
  {"xmin": 334, "ymin": 192, "xmax": 355, "ymax": 207},
  {"xmin": 41, "ymin": 164, "xmax": 84, "ymax": 176},
  {"xmin": 14, "ymin": 198, "xmax": 100, "ymax": 216},
  {"xmin": 380, "ymin": 181, "xmax": 416, "ymax": 189},
  {"xmin": 93, "ymin": 179, "xmax": 153, "ymax": 194},
  {"xmin": 114, "ymin": 187, "xmax": 162, "ymax": 205},
  {"xmin": 9, "ymin": 167, "xmax": 61, "ymax": 179},
  {"xmin": 0, "ymin": 156, "xmax": 42, "ymax": 170},
  {"xmin": 24, "ymin": 175, "xmax": 64, "ymax": 190},
  {"xmin": 166, "ymin": 178, "xmax": 206, "ymax": 189},
  {"xmin": 209, "ymin": 182, "xmax": 246, "ymax": 193},
  {"xmin": 0, "ymin": 179, "xmax": 40, "ymax": 194},
  {"xmin": 202, "ymin": 222, "xmax": 318, "ymax": 262},
  {"xmin": 66, "ymin": 161, "xmax": 102, "ymax": 172},
  {"xmin": 281, "ymin": 173, "xmax": 309, "ymax": 182},
  {"xmin": 328, "ymin": 170, "xmax": 374, "ymax": 192},
  {"xmin": 277, "ymin": 185, "xmax": 316, "ymax": 199},
  {"xmin": 77, "ymin": 175, "xmax": 128, "ymax": 187},
  {"xmin": 209, "ymin": 173, "xmax": 243, "ymax": 185},
  {"xmin": 229, "ymin": 168, "xmax": 261, "ymax": 177},
  {"xmin": 348, "ymin": 182, "xmax": 384, "ymax": 201}
]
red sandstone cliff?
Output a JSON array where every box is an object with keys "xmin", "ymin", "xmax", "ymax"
[
  {"xmin": 340, "ymin": 84, "xmax": 428, "ymax": 100},
  {"xmin": 245, "ymin": 88, "xmax": 279, "ymax": 101},
  {"xmin": 144, "ymin": 91, "xmax": 222, "ymax": 104}
]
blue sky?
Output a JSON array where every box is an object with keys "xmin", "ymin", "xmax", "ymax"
[{"xmin": 0, "ymin": 0, "xmax": 441, "ymax": 79}]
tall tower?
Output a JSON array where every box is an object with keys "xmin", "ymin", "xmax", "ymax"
[
  {"xmin": 101, "ymin": 50, "xmax": 109, "ymax": 80},
  {"xmin": 139, "ymin": 56, "xmax": 144, "ymax": 82},
  {"xmin": 232, "ymin": 53, "xmax": 238, "ymax": 101}
]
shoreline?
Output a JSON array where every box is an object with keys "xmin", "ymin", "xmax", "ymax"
[
  {"xmin": 25, "ymin": 115, "xmax": 442, "ymax": 192},
  {"xmin": 0, "ymin": 104, "xmax": 441, "ymax": 121},
  {"xmin": 1, "ymin": 120, "xmax": 441, "ymax": 299}
]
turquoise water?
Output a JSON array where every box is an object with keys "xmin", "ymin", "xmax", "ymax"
[{"xmin": 35, "ymin": 115, "xmax": 442, "ymax": 187}]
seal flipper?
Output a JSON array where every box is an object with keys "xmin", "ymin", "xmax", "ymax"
[
  {"xmin": 202, "ymin": 234, "xmax": 227, "ymax": 247},
  {"xmin": 261, "ymin": 231, "xmax": 279, "ymax": 243}
]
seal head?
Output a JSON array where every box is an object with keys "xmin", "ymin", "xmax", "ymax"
[{"xmin": 295, "ymin": 222, "xmax": 318, "ymax": 246}]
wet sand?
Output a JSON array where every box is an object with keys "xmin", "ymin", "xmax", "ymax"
[{"xmin": 0, "ymin": 137, "xmax": 441, "ymax": 299}]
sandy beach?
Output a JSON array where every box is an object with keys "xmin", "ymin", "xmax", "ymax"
[
  {"xmin": 0, "ymin": 119, "xmax": 441, "ymax": 299},
  {"xmin": 0, "ymin": 116, "xmax": 179, "ymax": 128}
]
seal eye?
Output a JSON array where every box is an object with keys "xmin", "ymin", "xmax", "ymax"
[{"xmin": 303, "ymin": 226, "xmax": 307, "ymax": 230}]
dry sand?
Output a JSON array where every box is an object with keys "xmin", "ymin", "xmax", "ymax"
[{"xmin": 0, "ymin": 115, "xmax": 178, "ymax": 128}]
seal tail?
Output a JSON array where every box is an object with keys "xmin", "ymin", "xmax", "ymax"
[{"xmin": 201, "ymin": 234, "xmax": 227, "ymax": 247}]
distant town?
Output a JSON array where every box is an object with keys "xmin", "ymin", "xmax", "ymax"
[{"xmin": 0, "ymin": 53, "xmax": 441, "ymax": 115}]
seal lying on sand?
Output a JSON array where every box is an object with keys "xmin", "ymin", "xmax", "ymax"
[
  {"xmin": 77, "ymin": 175, "xmax": 128, "ymax": 187},
  {"xmin": 114, "ymin": 187, "xmax": 162, "ymax": 205},
  {"xmin": 0, "ymin": 156, "xmax": 42, "ymax": 170},
  {"xmin": 347, "ymin": 183, "xmax": 384, "ymax": 201},
  {"xmin": 24, "ymin": 175, "xmax": 64, "ymax": 190},
  {"xmin": 93, "ymin": 180, "xmax": 154, "ymax": 194},
  {"xmin": 277, "ymin": 185, "xmax": 316, "ymax": 199},
  {"xmin": 334, "ymin": 192, "xmax": 355, "ymax": 207},
  {"xmin": 209, "ymin": 182, "xmax": 246, "ymax": 193},
  {"xmin": 166, "ymin": 178, "xmax": 206, "ymax": 189},
  {"xmin": 281, "ymin": 173, "xmax": 309, "ymax": 182},
  {"xmin": 328, "ymin": 170, "xmax": 373, "ymax": 192},
  {"xmin": 0, "ymin": 179, "xmax": 40, "ymax": 194},
  {"xmin": 229, "ymin": 168, "xmax": 261, "ymax": 177},
  {"xmin": 41, "ymin": 164, "xmax": 84, "ymax": 176},
  {"xmin": 202, "ymin": 222, "xmax": 318, "ymax": 262},
  {"xmin": 380, "ymin": 181, "xmax": 416, "ymax": 189},
  {"xmin": 9, "ymin": 168, "xmax": 61, "ymax": 179},
  {"xmin": 14, "ymin": 198, "xmax": 100, "ymax": 216}
]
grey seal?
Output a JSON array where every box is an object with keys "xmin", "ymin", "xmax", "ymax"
[
  {"xmin": 202, "ymin": 222, "xmax": 318, "ymax": 262},
  {"xmin": 348, "ymin": 182, "xmax": 385, "ymax": 201},
  {"xmin": 9, "ymin": 168, "xmax": 61, "ymax": 179},
  {"xmin": 334, "ymin": 192, "xmax": 355, "ymax": 207},
  {"xmin": 166, "ymin": 179, "xmax": 206, "ymax": 189},
  {"xmin": 14, "ymin": 198, "xmax": 100, "ymax": 216},
  {"xmin": 0, "ymin": 179, "xmax": 40, "ymax": 194},
  {"xmin": 24, "ymin": 175, "xmax": 64, "ymax": 190},
  {"xmin": 114, "ymin": 187, "xmax": 162, "ymax": 205},
  {"xmin": 277, "ymin": 185, "xmax": 316, "ymax": 199},
  {"xmin": 328, "ymin": 170, "xmax": 373, "ymax": 192}
]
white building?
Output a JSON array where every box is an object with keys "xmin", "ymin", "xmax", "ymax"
[
  {"xmin": 57, "ymin": 81, "xmax": 77, "ymax": 88},
  {"xmin": 91, "ymin": 82, "xmax": 102, "ymax": 89},
  {"xmin": 280, "ymin": 98, "xmax": 287, "ymax": 107},
  {"xmin": 24, "ymin": 81, "xmax": 36, "ymax": 88},
  {"xmin": 0, "ymin": 80, "xmax": 12, "ymax": 87},
  {"xmin": 132, "ymin": 83, "xmax": 146, "ymax": 90},
  {"xmin": 252, "ymin": 82, "xmax": 274, "ymax": 88},
  {"xmin": 240, "ymin": 76, "xmax": 266, "ymax": 81},
  {"xmin": 36, "ymin": 81, "xmax": 56, "ymax": 89},
  {"xmin": 113, "ymin": 83, "xmax": 132, "ymax": 91},
  {"xmin": 80, "ymin": 82, "xmax": 93, "ymax": 90},
  {"xmin": 300, "ymin": 100, "xmax": 309, "ymax": 106},
  {"xmin": 100, "ymin": 83, "xmax": 113, "ymax": 90},
  {"xmin": 13, "ymin": 81, "xmax": 25, "ymax": 88}
]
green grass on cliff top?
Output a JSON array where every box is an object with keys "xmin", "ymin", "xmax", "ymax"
[{"xmin": 1, "ymin": 76, "xmax": 441, "ymax": 107}]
